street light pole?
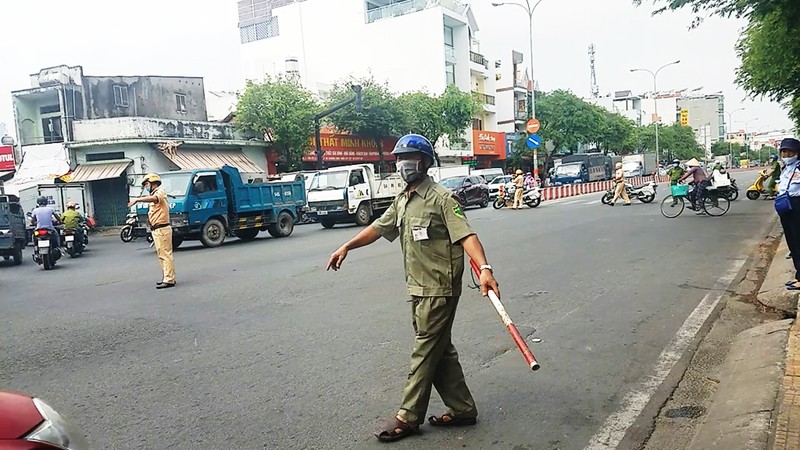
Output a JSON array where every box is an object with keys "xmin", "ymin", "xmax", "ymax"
[
  {"xmin": 737, "ymin": 118, "xmax": 759, "ymax": 163},
  {"xmin": 631, "ymin": 60, "xmax": 680, "ymax": 173},
  {"xmin": 493, "ymin": 0, "xmax": 543, "ymax": 176},
  {"xmin": 727, "ymin": 107, "xmax": 744, "ymax": 167}
]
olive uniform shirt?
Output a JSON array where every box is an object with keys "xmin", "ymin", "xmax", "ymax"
[
  {"xmin": 148, "ymin": 188, "xmax": 170, "ymax": 227},
  {"xmin": 372, "ymin": 177, "xmax": 476, "ymax": 297}
]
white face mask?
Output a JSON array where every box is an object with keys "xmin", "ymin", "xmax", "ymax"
[{"xmin": 782, "ymin": 156, "xmax": 798, "ymax": 165}]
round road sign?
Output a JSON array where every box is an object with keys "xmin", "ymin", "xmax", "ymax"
[{"xmin": 526, "ymin": 119, "xmax": 541, "ymax": 134}]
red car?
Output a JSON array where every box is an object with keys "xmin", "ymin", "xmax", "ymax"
[{"xmin": 0, "ymin": 391, "xmax": 87, "ymax": 449}]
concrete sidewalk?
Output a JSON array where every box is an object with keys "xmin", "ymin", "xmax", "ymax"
[{"xmin": 684, "ymin": 232, "xmax": 799, "ymax": 450}]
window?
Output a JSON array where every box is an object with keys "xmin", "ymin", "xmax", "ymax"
[
  {"xmin": 192, "ymin": 174, "xmax": 218, "ymax": 194},
  {"xmin": 86, "ymin": 152, "xmax": 125, "ymax": 162},
  {"xmin": 445, "ymin": 65, "xmax": 456, "ymax": 86},
  {"xmin": 175, "ymin": 94, "xmax": 187, "ymax": 114},
  {"xmin": 39, "ymin": 104, "xmax": 60, "ymax": 115},
  {"xmin": 239, "ymin": 16, "xmax": 280, "ymax": 43},
  {"xmin": 349, "ymin": 170, "xmax": 365, "ymax": 186},
  {"xmin": 472, "ymin": 118, "xmax": 483, "ymax": 130},
  {"xmin": 444, "ymin": 26, "xmax": 454, "ymax": 48},
  {"xmin": 113, "ymin": 85, "xmax": 129, "ymax": 107}
]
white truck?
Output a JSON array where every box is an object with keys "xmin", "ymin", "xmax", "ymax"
[
  {"xmin": 622, "ymin": 153, "xmax": 657, "ymax": 178},
  {"xmin": 306, "ymin": 164, "xmax": 404, "ymax": 229},
  {"xmin": 428, "ymin": 165, "xmax": 471, "ymax": 183},
  {"xmin": 19, "ymin": 183, "xmax": 87, "ymax": 215}
]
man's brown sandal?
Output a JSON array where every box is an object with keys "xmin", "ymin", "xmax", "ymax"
[
  {"xmin": 427, "ymin": 413, "xmax": 477, "ymax": 427},
  {"xmin": 374, "ymin": 416, "xmax": 419, "ymax": 442}
]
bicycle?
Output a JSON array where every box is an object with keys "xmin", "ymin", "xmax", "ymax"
[{"xmin": 660, "ymin": 183, "xmax": 731, "ymax": 218}]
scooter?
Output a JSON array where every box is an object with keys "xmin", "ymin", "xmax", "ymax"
[
  {"xmin": 493, "ymin": 185, "xmax": 542, "ymax": 209},
  {"xmin": 746, "ymin": 170, "xmax": 771, "ymax": 200},
  {"xmin": 120, "ymin": 213, "xmax": 138, "ymax": 242},
  {"xmin": 32, "ymin": 228, "xmax": 62, "ymax": 270},
  {"xmin": 61, "ymin": 227, "xmax": 85, "ymax": 257},
  {"xmin": 601, "ymin": 181, "xmax": 657, "ymax": 204}
]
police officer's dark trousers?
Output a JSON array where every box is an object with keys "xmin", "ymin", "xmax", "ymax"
[
  {"xmin": 779, "ymin": 196, "xmax": 800, "ymax": 280},
  {"xmin": 398, "ymin": 296, "xmax": 477, "ymax": 425}
]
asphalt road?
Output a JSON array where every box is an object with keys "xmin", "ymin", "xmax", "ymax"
[{"xmin": 1, "ymin": 171, "xmax": 775, "ymax": 449}]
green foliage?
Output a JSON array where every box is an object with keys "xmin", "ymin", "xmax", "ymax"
[
  {"xmin": 711, "ymin": 141, "xmax": 745, "ymax": 157},
  {"xmin": 593, "ymin": 106, "xmax": 637, "ymax": 153},
  {"xmin": 536, "ymin": 90, "xmax": 604, "ymax": 157},
  {"xmin": 327, "ymin": 75, "xmax": 403, "ymax": 166},
  {"xmin": 234, "ymin": 76, "xmax": 319, "ymax": 171},
  {"xmin": 396, "ymin": 85, "xmax": 480, "ymax": 145},
  {"xmin": 632, "ymin": 124, "xmax": 703, "ymax": 160}
]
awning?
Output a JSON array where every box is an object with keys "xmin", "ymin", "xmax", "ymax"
[
  {"xmin": 162, "ymin": 149, "xmax": 263, "ymax": 173},
  {"xmin": 69, "ymin": 160, "xmax": 132, "ymax": 182},
  {"xmin": 0, "ymin": 171, "xmax": 14, "ymax": 182}
]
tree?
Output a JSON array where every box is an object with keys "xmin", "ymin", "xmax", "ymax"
[
  {"xmin": 536, "ymin": 90, "xmax": 604, "ymax": 169},
  {"xmin": 234, "ymin": 77, "xmax": 319, "ymax": 171},
  {"xmin": 711, "ymin": 141, "xmax": 744, "ymax": 157},
  {"xmin": 439, "ymin": 85, "xmax": 482, "ymax": 144},
  {"xmin": 327, "ymin": 75, "xmax": 403, "ymax": 170},
  {"xmin": 593, "ymin": 107, "xmax": 636, "ymax": 153},
  {"xmin": 631, "ymin": 124, "xmax": 703, "ymax": 160},
  {"xmin": 396, "ymin": 85, "xmax": 480, "ymax": 147}
]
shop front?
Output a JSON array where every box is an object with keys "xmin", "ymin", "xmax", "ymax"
[
  {"xmin": 470, "ymin": 130, "xmax": 507, "ymax": 169},
  {"xmin": 302, "ymin": 132, "xmax": 398, "ymax": 171}
]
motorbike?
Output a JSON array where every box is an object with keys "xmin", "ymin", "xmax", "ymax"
[
  {"xmin": 601, "ymin": 181, "xmax": 657, "ymax": 204},
  {"xmin": 715, "ymin": 177, "xmax": 739, "ymax": 201},
  {"xmin": 746, "ymin": 170, "xmax": 772, "ymax": 200},
  {"xmin": 493, "ymin": 184, "xmax": 542, "ymax": 209},
  {"xmin": 0, "ymin": 390, "xmax": 88, "ymax": 449},
  {"xmin": 32, "ymin": 228, "xmax": 62, "ymax": 270},
  {"xmin": 61, "ymin": 227, "xmax": 85, "ymax": 258},
  {"xmin": 120, "ymin": 213, "xmax": 138, "ymax": 242}
]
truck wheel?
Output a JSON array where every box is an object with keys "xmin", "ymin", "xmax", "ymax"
[
  {"xmin": 268, "ymin": 211, "xmax": 295, "ymax": 238},
  {"xmin": 320, "ymin": 218, "xmax": 336, "ymax": 229},
  {"xmin": 13, "ymin": 243, "xmax": 23, "ymax": 265},
  {"xmin": 200, "ymin": 219, "xmax": 226, "ymax": 247},
  {"xmin": 235, "ymin": 228, "xmax": 259, "ymax": 241},
  {"xmin": 355, "ymin": 203, "xmax": 372, "ymax": 226}
]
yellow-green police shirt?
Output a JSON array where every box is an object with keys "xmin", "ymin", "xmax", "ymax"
[{"xmin": 371, "ymin": 176, "xmax": 476, "ymax": 297}]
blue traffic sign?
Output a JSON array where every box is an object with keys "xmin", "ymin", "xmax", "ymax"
[{"xmin": 526, "ymin": 134, "xmax": 542, "ymax": 149}]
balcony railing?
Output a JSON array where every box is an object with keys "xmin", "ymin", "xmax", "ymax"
[
  {"xmin": 514, "ymin": 79, "xmax": 529, "ymax": 90},
  {"xmin": 470, "ymin": 51, "xmax": 488, "ymax": 69},
  {"xmin": 473, "ymin": 92, "xmax": 496, "ymax": 106},
  {"xmin": 366, "ymin": 0, "xmax": 468, "ymax": 24},
  {"xmin": 515, "ymin": 110, "xmax": 528, "ymax": 121}
]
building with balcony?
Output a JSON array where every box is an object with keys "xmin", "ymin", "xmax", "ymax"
[
  {"xmin": 238, "ymin": 0, "xmax": 500, "ymax": 162},
  {"xmin": 495, "ymin": 50, "xmax": 530, "ymax": 134}
]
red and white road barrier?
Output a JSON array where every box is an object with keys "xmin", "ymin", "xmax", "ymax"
[
  {"xmin": 541, "ymin": 175, "xmax": 669, "ymax": 201},
  {"xmin": 469, "ymin": 259, "xmax": 540, "ymax": 371}
]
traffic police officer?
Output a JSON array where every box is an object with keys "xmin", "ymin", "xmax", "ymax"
[
  {"xmin": 776, "ymin": 138, "xmax": 800, "ymax": 290},
  {"xmin": 327, "ymin": 134, "xmax": 500, "ymax": 442},
  {"xmin": 129, "ymin": 173, "xmax": 176, "ymax": 289}
]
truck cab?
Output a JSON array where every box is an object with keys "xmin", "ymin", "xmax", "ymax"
[{"xmin": 307, "ymin": 164, "xmax": 404, "ymax": 229}]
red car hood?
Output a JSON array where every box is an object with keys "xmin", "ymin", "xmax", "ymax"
[{"xmin": 0, "ymin": 391, "xmax": 42, "ymax": 439}]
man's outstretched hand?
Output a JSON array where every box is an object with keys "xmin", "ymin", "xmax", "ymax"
[{"xmin": 326, "ymin": 245, "xmax": 348, "ymax": 271}]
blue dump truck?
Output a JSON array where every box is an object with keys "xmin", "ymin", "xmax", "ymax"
[{"xmin": 136, "ymin": 165, "xmax": 306, "ymax": 248}]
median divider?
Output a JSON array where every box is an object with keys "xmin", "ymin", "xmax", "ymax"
[{"xmin": 541, "ymin": 175, "xmax": 669, "ymax": 201}]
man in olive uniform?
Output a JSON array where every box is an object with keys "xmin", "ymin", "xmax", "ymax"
[
  {"xmin": 327, "ymin": 134, "xmax": 499, "ymax": 443},
  {"xmin": 128, "ymin": 174, "xmax": 176, "ymax": 289}
]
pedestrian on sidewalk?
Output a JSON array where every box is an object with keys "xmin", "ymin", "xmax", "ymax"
[
  {"xmin": 610, "ymin": 162, "xmax": 631, "ymax": 206},
  {"xmin": 326, "ymin": 134, "xmax": 499, "ymax": 443},
  {"xmin": 128, "ymin": 174, "xmax": 176, "ymax": 289},
  {"xmin": 774, "ymin": 138, "xmax": 800, "ymax": 290},
  {"xmin": 512, "ymin": 169, "xmax": 525, "ymax": 209}
]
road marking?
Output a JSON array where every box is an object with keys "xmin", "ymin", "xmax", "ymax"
[
  {"xmin": 584, "ymin": 200, "xmax": 601, "ymax": 205},
  {"xmin": 584, "ymin": 258, "xmax": 746, "ymax": 450},
  {"xmin": 561, "ymin": 200, "xmax": 583, "ymax": 206}
]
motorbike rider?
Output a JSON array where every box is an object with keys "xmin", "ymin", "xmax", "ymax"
[
  {"xmin": 667, "ymin": 159, "xmax": 685, "ymax": 186},
  {"xmin": 30, "ymin": 196, "xmax": 61, "ymax": 249},
  {"xmin": 678, "ymin": 159, "xmax": 710, "ymax": 214},
  {"xmin": 512, "ymin": 169, "xmax": 525, "ymax": 209},
  {"xmin": 610, "ymin": 162, "xmax": 631, "ymax": 206},
  {"xmin": 765, "ymin": 154, "xmax": 781, "ymax": 200},
  {"xmin": 61, "ymin": 201, "xmax": 85, "ymax": 245}
]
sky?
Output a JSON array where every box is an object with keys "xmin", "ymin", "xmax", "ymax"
[{"xmin": 0, "ymin": 0, "xmax": 794, "ymax": 140}]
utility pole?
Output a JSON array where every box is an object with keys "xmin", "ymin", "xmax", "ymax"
[{"xmin": 631, "ymin": 60, "xmax": 681, "ymax": 171}]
